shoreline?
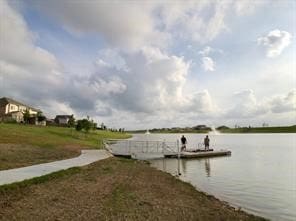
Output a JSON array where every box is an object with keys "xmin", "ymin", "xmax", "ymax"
[
  {"xmin": 0, "ymin": 157, "xmax": 267, "ymax": 220},
  {"xmin": 130, "ymin": 131, "xmax": 296, "ymax": 134},
  {"xmin": 149, "ymin": 163, "xmax": 268, "ymax": 220},
  {"xmin": 128, "ymin": 125, "xmax": 296, "ymax": 134}
]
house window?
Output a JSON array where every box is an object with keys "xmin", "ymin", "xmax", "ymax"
[{"xmin": 10, "ymin": 106, "xmax": 14, "ymax": 110}]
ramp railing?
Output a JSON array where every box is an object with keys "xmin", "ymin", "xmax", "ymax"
[{"xmin": 103, "ymin": 139, "xmax": 178, "ymax": 158}]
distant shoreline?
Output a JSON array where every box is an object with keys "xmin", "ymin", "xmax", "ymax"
[
  {"xmin": 128, "ymin": 125, "xmax": 296, "ymax": 134},
  {"xmin": 218, "ymin": 125, "xmax": 296, "ymax": 133}
]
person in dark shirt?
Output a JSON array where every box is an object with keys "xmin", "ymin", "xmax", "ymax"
[
  {"xmin": 181, "ymin": 135, "xmax": 187, "ymax": 151},
  {"xmin": 204, "ymin": 135, "xmax": 210, "ymax": 150}
]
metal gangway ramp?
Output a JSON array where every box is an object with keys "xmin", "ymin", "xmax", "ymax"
[{"xmin": 103, "ymin": 139, "xmax": 179, "ymax": 159}]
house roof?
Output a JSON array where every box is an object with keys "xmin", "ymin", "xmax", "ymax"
[
  {"xmin": 0, "ymin": 97, "xmax": 40, "ymax": 112},
  {"xmin": 55, "ymin": 115, "xmax": 72, "ymax": 119}
]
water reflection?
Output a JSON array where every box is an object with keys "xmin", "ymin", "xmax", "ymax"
[
  {"xmin": 152, "ymin": 158, "xmax": 212, "ymax": 178},
  {"xmin": 145, "ymin": 133, "xmax": 296, "ymax": 221},
  {"xmin": 162, "ymin": 157, "xmax": 166, "ymax": 171},
  {"xmin": 204, "ymin": 159, "xmax": 211, "ymax": 177},
  {"xmin": 181, "ymin": 158, "xmax": 212, "ymax": 177},
  {"xmin": 181, "ymin": 158, "xmax": 187, "ymax": 173}
]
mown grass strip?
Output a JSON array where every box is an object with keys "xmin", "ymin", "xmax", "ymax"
[{"xmin": 0, "ymin": 123, "xmax": 131, "ymax": 148}]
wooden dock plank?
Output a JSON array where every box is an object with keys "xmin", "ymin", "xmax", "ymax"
[{"xmin": 164, "ymin": 150, "xmax": 231, "ymax": 158}]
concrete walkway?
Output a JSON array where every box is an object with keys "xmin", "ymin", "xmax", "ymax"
[{"xmin": 0, "ymin": 149, "xmax": 111, "ymax": 186}]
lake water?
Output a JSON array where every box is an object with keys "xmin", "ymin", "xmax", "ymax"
[{"xmin": 131, "ymin": 133, "xmax": 296, "ymax": 221}]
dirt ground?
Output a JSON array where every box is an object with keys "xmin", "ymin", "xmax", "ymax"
[
  {"xmin": 0, "ymin": 157, "xmax": 267, "ymax": 221},
  {"xmin": 0, "ymin": 144, "xmax": 79, "ymax": 170}
]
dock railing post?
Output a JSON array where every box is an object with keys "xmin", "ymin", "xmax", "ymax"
[
  {"xmin": 128, "ymin": 140, "xmax": 131, "ymax": 154},
  {"xmin": 177, "ymin": 140, "xmax": 181, "ymax": 176},
  {"xmin": 142, "ymin": 141, "xmax": 144, "ymax": 153}
]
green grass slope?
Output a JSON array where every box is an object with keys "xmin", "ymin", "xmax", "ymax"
[
  {"xmin": 0, "ymin": 123, "xmax": 131, "ymax": 170},
  {"xmin": 0, "ymin": 123, "xmax": 131, "ymax": 148}
]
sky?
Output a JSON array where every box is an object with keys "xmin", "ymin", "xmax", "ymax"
[{"xmin": 0, "ymin": 0, "xmax": 295, "ymax": 129}]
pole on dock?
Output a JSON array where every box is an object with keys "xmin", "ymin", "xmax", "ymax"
[
  {"xmin": 128, "ymin": 140, "xmax": 131, "ymax": 154},
  {"xmin": 177, "ymin": 140, "xmax": 181, "ymax": 176}
]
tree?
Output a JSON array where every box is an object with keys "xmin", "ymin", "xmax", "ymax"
[
  {"xmin": 100, "ymin": 122, "xmax": 106, "ymax": 130},
  {"xmin": 23, "ymin": 109, "xmax": 30, "ymax": 124},
  {"xmin": 76, "ymin": 118, "xmax": 92, "ymax": 136},
  {"xmin": 262, "ymin": 122, "xmax": 269, "ymax": 127},
  {"xmin": 217, "ymin": 125, "xmax": 229, "ymax": 130},
  {"xmin": 76, "ymin": 120, "xmax": 83, "ymax": 131},
  {"xmin": 90, "ymin": 119, "xmax": 97, "ymax": 130},
  {"xmin": 82, "ymin": 119, "xmax": 91, "ymax": 133},
  {"xmin": 37, "ymin": 111, "xmax": 46, "ymax": 122},
  {"xmin": 92, "ymin": 122, "xmax": 97, "ymax": 130},
  {"xmin": 68, "ymin": 114, "xmax": 75, "ymax": 128}
]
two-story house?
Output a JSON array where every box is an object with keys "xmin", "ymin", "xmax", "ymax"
[
  {"xmin": 0, "ymin": 97, "xmax": 40, "ymax": 123},
  {"xmin": 54, "ymin": 115, "xmax": 72, "ymax": 125}
]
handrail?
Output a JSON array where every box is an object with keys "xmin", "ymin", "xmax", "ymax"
[
  {"xmin": 163, "ymin": 143, "xmax": 177, "ymax": 153},
  {"xmin": 103, "ymin": 139, "xmax": 178, "ymax": 155}
]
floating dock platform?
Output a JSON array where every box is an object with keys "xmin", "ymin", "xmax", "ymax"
[
  {"xmin": 164, "ymin": 149, "xmax": 231, "ymax": 158},
  {"xmin": 109, "ymin": 149, "xmax": 231, "ymax": 159},
  {"xmin": 104, "ymin": 139, "xmax": 231, "ymax": 160}
]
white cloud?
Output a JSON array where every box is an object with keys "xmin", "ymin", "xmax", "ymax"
[
  {"xmin": 268, "ymin": 89, "xmax": 296, "ymax": 113},
  {"xmin": 92, "ymin": 47, "xmax": 190, "ymax": 113},
  {"xmin": 30, "ymin": 0, "xmax": 254, "ymax": 47},
  {"xmin": 257, "ymin": 29, "xmax": 292, "ymax": 57},
  {"xmin": 225, "ymin": 89, "xmax": 269, "ymax": 118},
  {"xmin": 199, "ymin": 46, "xmax": 214, "ymax": 56},
  {"xmin": 0, "ymin": 1, "xmax": 128, "ymax": 118},
  {"xmin": 199, "ymin": 46, "xmax": 223, "ymax": 56},
  {"xmin": 27, "ymin": 0, "xmax": 268, "ymax": 50},
  {"xmin": 234, "ymin": 0, "xmax": 266, "ymax": 15},
  {"xmin": 31, "ymin": 0, "xmax": 168, "ymax": 49},
  {"xmin": 198, "ymin": 46, "xmax": 223, "ymax": 72},
  {"xmin": 224, "ymin": 89, "xmax": 296, "ymax": 120},
  {"xmin": 43, "ymin": 100, "xmax": 76, "ymax": 117},
  {"xmin": 96, "ymin": 49, "xmax": 128, "ymax": 71},
  {"xmin": 201, "ymin": 57, "xmax": 215, "ymax": 71},
  {"xmin": 159, "ymin": 1, "xmax": 228, "ymax": 44},
  {"xmin": 0, "ymin": 1, "xmax": 221, "ymax": 123},
  {"xmin": 75, "ymin": 46, "xmax": 224, "ymax": 127},
  {"xmin": 1, "ymin": 0, "xmax": 294, "ymax": 129},
  {"xmin": 0, "ymin": 2, "xmax": 60, "ymax": 73},
  {"xmin": 0, "ymin": 0, "xmax": 66, "ymax": 112},
  {"xmin": 186, "ymin": 90, "xmax": 216, "ymax": 114}
]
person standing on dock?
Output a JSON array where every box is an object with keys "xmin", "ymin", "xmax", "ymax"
[
  {"xmin": 204, "ymin": 135, "xmax": 210, "ymax": 150},
  {"xmin": 181, "ymin": 135, "xmax": 187, "ymax": 151}
]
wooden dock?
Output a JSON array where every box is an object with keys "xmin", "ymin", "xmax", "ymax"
[
  {"xmin": 104, "ymin": 139, "xmax": 231, "ymax": 159},
  {"xmin": 164, "ymin": 149, "xmax": 231, "ymax": 158},
  {"xmin": 109, "ymin": 148, "xmax": 231, "ymax": 159}
]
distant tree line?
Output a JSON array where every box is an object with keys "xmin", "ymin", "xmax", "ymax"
[
  {"xmin": 129, "ymin": 125, "xmax": 212, "ymax": 133},
  {"xmin": 65, "ymin": 115, "xmax": 125, "ymax": 133}
]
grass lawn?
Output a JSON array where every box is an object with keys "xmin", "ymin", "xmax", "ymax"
[
  {"xmin": 0, "ymin": 157, "xmax": 267, "ymax": 221},
  {"xmin": 0, "ymin": 123, "xmax": 131, "ymax": 170}
]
